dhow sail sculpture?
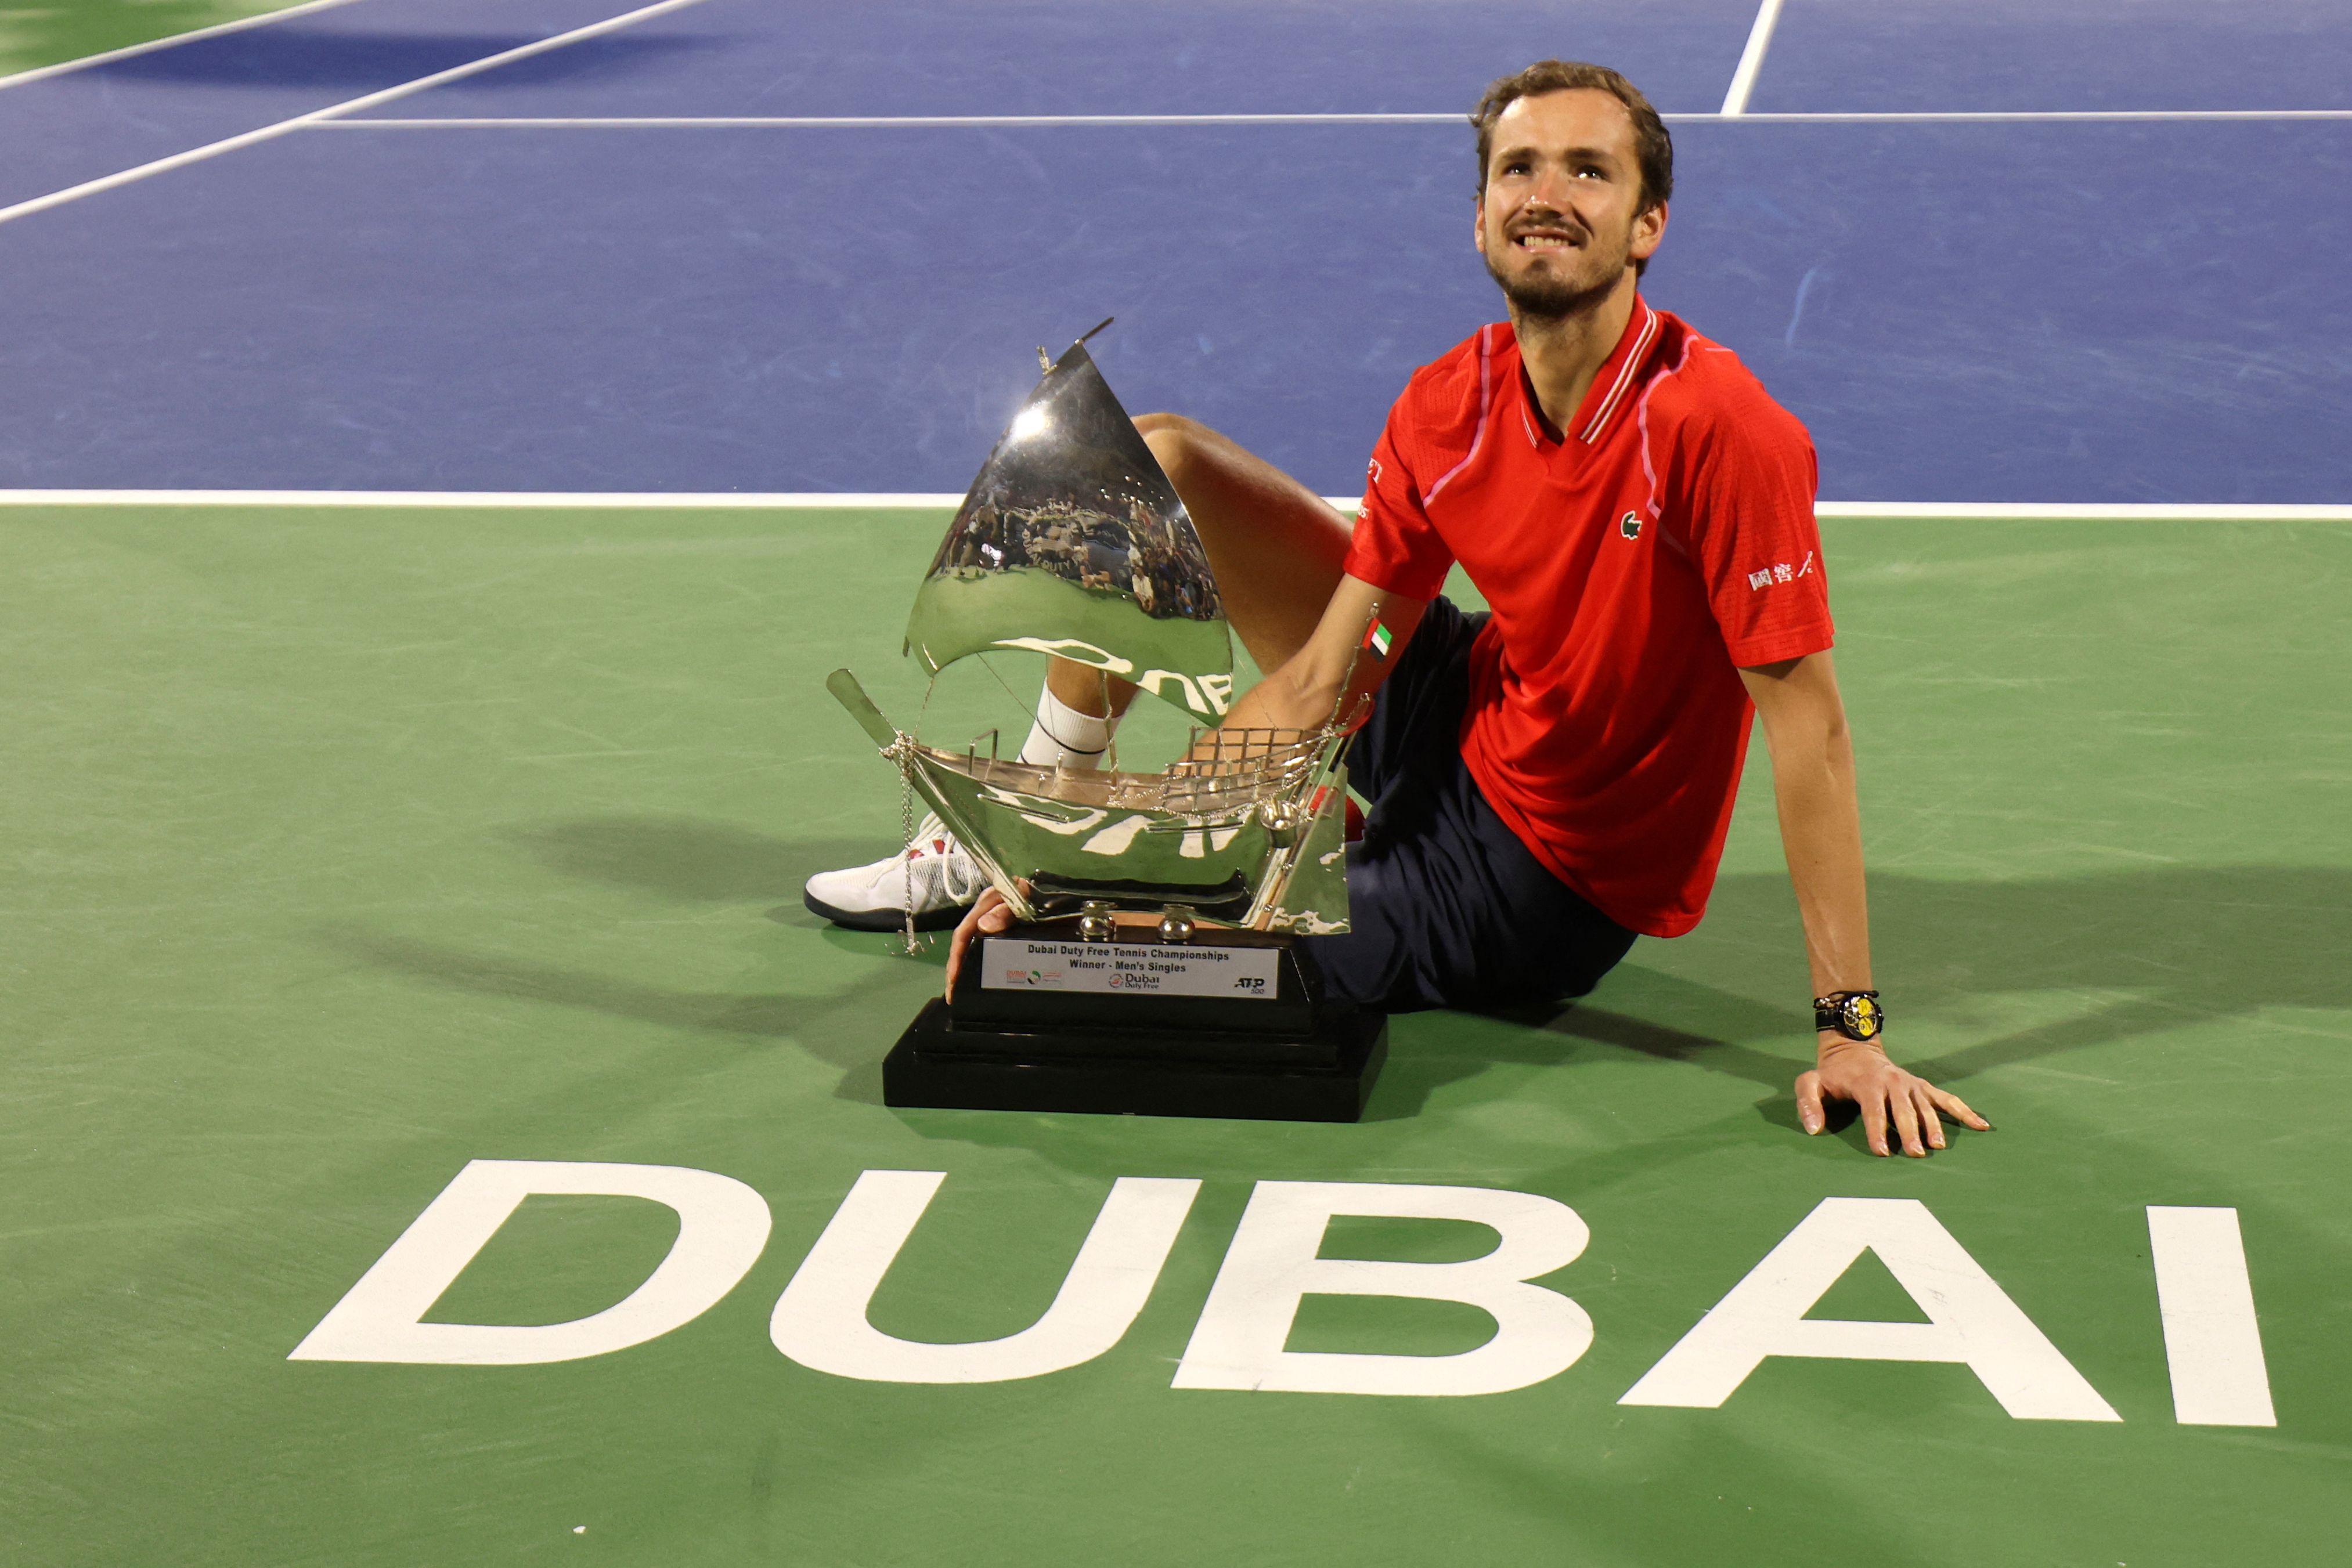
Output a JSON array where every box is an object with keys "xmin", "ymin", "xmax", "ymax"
[{"xmin": 827, "ymin": 328, "xmax": 1354, "ymax": 935}]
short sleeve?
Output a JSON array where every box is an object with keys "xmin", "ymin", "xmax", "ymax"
[
  {"xmin": 1682, "ymin": 398, "xmax": 1835, "ymax": 667},
  {"xmin": 1343, "ymin": 399, "xmax": 1458, "ymax": 601}
]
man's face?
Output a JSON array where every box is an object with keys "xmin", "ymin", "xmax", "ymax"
[{"xmin": 1474, "ymin": 89, "xmax": 1666, "ymax": 318}]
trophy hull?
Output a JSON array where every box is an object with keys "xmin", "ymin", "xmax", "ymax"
[
  {"xmin": 910, "ymin": 749, "xmax": 1349, "ymax": 928},
  {"xmin": 883, "ymin": 924, "xmax": 1388, "ymax": 1122},
  {"xmin": 826, "ymin": 667, "xmax": 1353, "ymax": 933}
]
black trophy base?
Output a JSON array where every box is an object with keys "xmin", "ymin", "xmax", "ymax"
[
  {"xmin": 882, "ymin": 926, "xmax": 1388, "ymax": 1122},
  {"xmin": 885, "ymin": 998, "xmax": 1388, "ymax": 1122}
]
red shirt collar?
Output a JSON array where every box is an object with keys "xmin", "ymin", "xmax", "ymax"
[
  {"xmin": 1568, "ymin": 294, "xmax": 1662, "ymax": 445},
  {"xmin": 1507, "ymin": 295, "xmax": 1664, "ymax": 450}
]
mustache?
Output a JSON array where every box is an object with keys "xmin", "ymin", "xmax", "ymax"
[{"xmin": 1506, "ymin": 209, "xmax": 1590, "ymax": 244}]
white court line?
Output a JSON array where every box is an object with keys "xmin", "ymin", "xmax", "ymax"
[
  {"xmin": 0, "ymin": 490, "xmax": 969, "ymax": 509},
  {"xmin": 321, "ymin": 114, "xmax": 1468, "ymax": 129},
  {"xmin": 0, "ymin": 0, "xmax": 713, "ymax": 232},
  {"xmin": 3, "ymin": 492, "xmax": 2350, "ymax": 521},
  {"xmin": 1731, "ymin": 109, "xmax": 2352, "ymax": 123},
  {"xmin": 1815, "ymin": 501, "xmax": 2352, "ymax": 519},
  {"xmin": 0, "ymin": 0, "xmax": 370, "ymax": 93},
  {"xmin": 317, "ymin": 108, "xmax": 2352, "ymax": 129},
  {"xmin": 1720, "ymin": 0, "xmax": 1787, "ymax": 117}
]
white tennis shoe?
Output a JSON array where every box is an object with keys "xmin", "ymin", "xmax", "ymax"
[{"xmin": 802, "ymin": 814, "xmax": 986, "ymax": 931}]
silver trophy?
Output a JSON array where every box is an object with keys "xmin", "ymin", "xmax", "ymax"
[{"xmin": 827, "ymin": 324, "xmax": 1386, "ymax": 1121}]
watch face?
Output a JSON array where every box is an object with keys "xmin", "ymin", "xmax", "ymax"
[{"xmin": 1845, "ymin": 994, "xmax": 1882, "ymax": 1038}]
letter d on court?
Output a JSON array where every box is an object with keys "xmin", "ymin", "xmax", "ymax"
[
  {"xmin": 289, "ymin": 1160, "xmax": 772, "ymax": 1365},
  {"xmin": 1173, "ymin": 1181, "xmax": 1592, "ymax": 1396}
]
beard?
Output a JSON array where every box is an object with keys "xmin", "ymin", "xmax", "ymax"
[{"xmin": 1483, "ymin": 226, "xmax": 1633, "ymax": 321}]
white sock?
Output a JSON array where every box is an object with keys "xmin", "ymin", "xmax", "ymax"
[{"xmin": 1019, "ymin": 686, "xmax": 1114, "ymax": 769}]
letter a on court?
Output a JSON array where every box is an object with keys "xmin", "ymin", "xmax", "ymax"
[{"xmin": 1618, "ymin": 1197, "xmax": 2119, "ymax": 1421}]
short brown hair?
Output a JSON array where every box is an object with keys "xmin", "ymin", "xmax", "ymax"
[{"xmin": 1470, "ymin": 60, "xmax": 1675, "ymax": 214}]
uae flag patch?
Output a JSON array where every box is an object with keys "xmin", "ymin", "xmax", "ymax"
[{"xmin": 1362, "ymin": 617, "xmax": 1393, "ymax": 659}]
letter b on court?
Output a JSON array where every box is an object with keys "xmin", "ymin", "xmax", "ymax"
[{"xmin": 1173, "ymin": 1180, "xmax": 1593, "ymax": 1396}]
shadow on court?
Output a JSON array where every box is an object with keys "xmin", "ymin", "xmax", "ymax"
[
  {"xmin": 318, "ymin": 820, "xmax": 924, "ymax": 1100},
  {"xmin": 1369, "ymin": 862, "xmax": 2352, "ymax": 1121},
  {"xmin": 326, "ymin": 815, "xmax": 2352, "ymax": 1123},
  {"xmin": 503, "ymin": 815, "xmax": 863, "ymax": 908}
]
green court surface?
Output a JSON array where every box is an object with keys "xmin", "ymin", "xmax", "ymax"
[
  {"xmin": 5, "ymin": 504, "xmax": 2349, "ymax": 1566},
  {"xmin": 0, "ymin": 1, "xmax": 312, "ymax": 75}
]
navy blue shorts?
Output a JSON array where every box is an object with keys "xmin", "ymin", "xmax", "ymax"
[{"xmin": 1301, "ymin": 597, "xmax": 1638, "ymax": 1013}]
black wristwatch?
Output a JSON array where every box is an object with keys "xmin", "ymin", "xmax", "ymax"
[{"xmin": 1814, "ymin": 989, "xmax": 1884, "ymax": 1042}]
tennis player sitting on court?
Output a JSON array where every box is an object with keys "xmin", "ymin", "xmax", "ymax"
[{"xmin": 809, "ymin": 59, "xmax": 1989, "ymax": 1158}]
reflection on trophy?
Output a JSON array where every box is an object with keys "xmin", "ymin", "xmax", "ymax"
[{"xmin": 827, "ymin": 325, "xmax": 1388, "ymax": 1121}]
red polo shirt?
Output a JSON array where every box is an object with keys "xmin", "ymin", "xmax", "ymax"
[{"xmin": 1344, "ymin": 299, "xmax": 1832, "ymax": 938}]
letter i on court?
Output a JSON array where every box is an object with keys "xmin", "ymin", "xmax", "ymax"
[{"xmin": 2149, "ymin": 1206, "xmax": 2277, "ymax": 1426}]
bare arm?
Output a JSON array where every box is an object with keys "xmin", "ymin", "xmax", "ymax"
[
  {"xmin": 945, "ymin": 574, "xmax": 1429, "ymax": 996},
  {"xmin": 1741, "ymin": 651, "xmax": 1989, "ymax": 1155},
  {"xmin": 1738, "ymin": 651, "xmax": 1872, "ymax": 996},
  {"xmin": 1214, "ymin": 573, "xmax": 1429, "ymax": 738}
]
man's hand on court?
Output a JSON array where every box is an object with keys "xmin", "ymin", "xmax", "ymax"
[
  {"xmin": 943, "ymin": 884, "xmax": 1018, "ymax": 1000},
  {"xmin": 1795, "ymin": 1038, "xmax": 1990, "ymax": 1157}
]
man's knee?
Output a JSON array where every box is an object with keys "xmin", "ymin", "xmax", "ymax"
[
  {"xmin": 1132, "ymin": 411, "xmax": 1193, "ymax": 440},
  {"xmin": 1134, "ymin": 412, "xmax": 1207, "ymax": 485}
]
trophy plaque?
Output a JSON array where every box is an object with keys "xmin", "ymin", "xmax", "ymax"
[{"xmin": 826, "ymin": 325, "xmax": 1387, "ymax": 1122}]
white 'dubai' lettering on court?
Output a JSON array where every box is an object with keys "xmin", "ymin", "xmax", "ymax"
[
  {"xmin": 1618, "ymin": 1197, "xmax": 2120, "ymax": 1421},
  {"xmin": 2148, "ymin": 1205, "xmax": 2276, "ymax": 1426},
  {"xmin": 1174, "ymin": 1182, "xmax": 1593, "ymax": 1396},
  {"xmin": 291, "ymin": 1166, "xmax": 2278, "ymax": 1423},
  {"xmin": 770, "ymin": 1170, "xmax": 1199, "ymax": 1382},
  {"xmin": 288, "ymin": 1159, "xmax": 771, "ymax": 1365}
]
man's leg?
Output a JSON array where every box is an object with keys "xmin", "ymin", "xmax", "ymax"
[
  {"xmin": 1042, "ymin": 413, "xmax": 1354, "ymax": 720},
  {"xmin": 805, "ymin": 415, "xmax": 1353, "ymax": 929}
]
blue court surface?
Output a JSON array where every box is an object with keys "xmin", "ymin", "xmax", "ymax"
[
  {"xmin": 2, "ymin": 0, "xmax": 2350, "ymax": 501},
  {"xmin": 7, "ymin": 6, "xmax": 2352, "ymax": 1568}
]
